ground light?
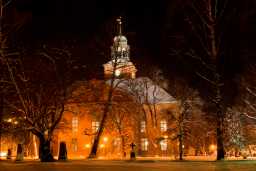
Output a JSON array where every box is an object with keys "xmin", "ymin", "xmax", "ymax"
[
  {"xmin": 85, "ymin": 144, "xmax": 90, "ymax": 148},
  {"xmin": 210, "ymin": 144, "xmax": 216, "ymax": 151},
  {"xmin": 103, "ymin": 137, "xmax": 108, "ymax": 143}
]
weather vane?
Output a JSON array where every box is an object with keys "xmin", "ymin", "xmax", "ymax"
[{"xmin": 116, "ymin": 16, "xmax": 122, "ymax": 35}]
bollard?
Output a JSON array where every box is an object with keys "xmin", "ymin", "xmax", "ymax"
[
  {"xmin": 58, "ymin": 141, "xmax": 68, "ymax": 161},
  {"xmin": 16, "ymin": 144, "xmax": 24, "ymax": 161},
  {"xmin": 130, "ymin": 142, "xmax": 136, "ymax": 160},
  {"xmin": 7, "ymin": 149, "xmax": 11, "ymax": 159}
]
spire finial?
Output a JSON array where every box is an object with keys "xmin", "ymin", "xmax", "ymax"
[{"xmin": 116, "ymin": 16, "xmax": 122, "ymax": 35}]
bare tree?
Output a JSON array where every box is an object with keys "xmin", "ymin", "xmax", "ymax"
[
  {"xmin": 118, "ymin": 68, "xmax": 172, "ymax": 155},
  {"xmin": 109, "ymin": 92, "xmax": 139, "ymax": 158},
  {"xmin": 69, "ymin": 79, "xmax": 139, "ymax": 158},
  {"xmin": 233, "ymin": 65, "xmax": 256, "ymax": 154},
  {"xmin": 168, "ymin": 0, "xmax": 239, "ymax": 160},
  {"xmin": 166, "ymin": 81, "xmax": 203, "ymax": 160},
  {"xmin": 239, "ymin": 65, "xmax": 256, "ymax": 120},
  {"xmin": 88, "ymin": 16, "xmax": 133, "ymax": 158},
  {"xmin": 223, "ymin": 107, "xmax": 245, "ymax": 157},
  {"xmin": 2, "ymin": 46, "xmax": 75, "ymax": 161}
]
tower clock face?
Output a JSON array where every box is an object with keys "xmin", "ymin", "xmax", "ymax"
[{"xmin": 115, "ymin": 70, "xmax": 121, "ymax": 77}]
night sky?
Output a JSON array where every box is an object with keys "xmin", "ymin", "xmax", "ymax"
[
  {"xmin": 11, "ymin": 0, "xmax": 256, "ymax": 80},
  {"xmin": 15, "ymin": 1, "xmax": 166, "ymax": 65}
]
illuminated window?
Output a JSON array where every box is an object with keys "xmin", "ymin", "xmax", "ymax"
[
  {"xmin": 140, "ymin": 121, "xmax": 146, "ymax": 133},
  {"xmin": 113, "ymin": 138, "xmax": 121, "ymax": 150},
  {"xmin": 72, "ymin": 138, "xmax": 78, "ymax": 152},
  {"xmin": 72, "ymin": 116, "xmax": 78, "ymax": 133},
  {"xmin": 131, "ymin": 72, "xmax": 136, "ymax": 79},
  {"xmin": 115, "ymin": 69, "xmax": 121, "ymax": 77},
  {"xmin": 160, "ymin": 139, "xmax": 168, "ymax": 151},
  {"xmin": 160, "ymin": 120, "xmax": 167, "ymax": 132},
  {"xmin": 92, "ymin": 121, "xmax": 100, "ymax": 133},
  {"xmin": 141, "ymin": 138, "xmax": 148, "ymax": 151}
]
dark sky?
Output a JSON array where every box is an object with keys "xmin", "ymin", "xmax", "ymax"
[
  {"xmin": 20, "ymin": 0, "xmax": 165, "ymax": 53},
  {"xmin": 12, "ymin": 0, "xmax": 256, "ymax": 80},
  {"xmin": 7, "ymin": 0, "xmax": 256, "ymax": 106},
  {"xmin": 16, "ymin": 0, "xmax": 166, "ymax": 78}
]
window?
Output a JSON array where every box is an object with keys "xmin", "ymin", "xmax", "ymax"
[
  {"xmin": 141, "ymin": 138, "xmax": 149, "ymax": 151},
  {"xmin": 160, "ymin": 139, "xmax": 168, "ymax": 151},
  {"xmin": 113, "ymin": 138, "xmax": 121, "ymax": 150},
  {"xmin": 131, "ymin": 72, "xmax": 136, "ymax": 79},
  {"xmin": 72, "ymin": 116, "xmax": 78, "ymax": 133},
  {"xmin": 92, "ymin": 121, "xmax": 100, "ymax": 133},
  {"xmin": 115, "ymin": 69, "xmax": 121, "ymax": 77},
  {"xmin": 140, "ymin": 121, "xmax": 146, "ymax": 133},
  {"xmin": 160, "ymin": 120, "xmax": 167, "ymax": 132},
  {"xmin": 72, "ymin": 138, "xmax": 78, "ymax": 152}
]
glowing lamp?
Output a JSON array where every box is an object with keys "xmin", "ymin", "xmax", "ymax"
[
  {"xmin": 85, "ymin": 144, "xmax": 90, "ymax": 148},
  {"xmin": 210, "ymin": 144, "xmax": 216, "ymax": 151},
  {"xmin": 115, "ymin": 70, "xmax": 121, "ymax": 77},
  {"xmin": 103, "ymin": 137, "xmax": 108, "ymax": 143}
]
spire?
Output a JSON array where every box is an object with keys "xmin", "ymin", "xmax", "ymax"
[{"xmin": 116, "ymin": 16, "xmax": 122, "ymax": 35}]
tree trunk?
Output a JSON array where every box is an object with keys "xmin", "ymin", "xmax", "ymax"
[
  {"xmin": 88, "ymin": 102, "xmax": 111, "ymax": 158},
  {"xmin": 88, "ymin": 68, "xmax": 116, "ymax": 158},
  {"xmin": 178, "ymin": 134, "xmax": 183, "ymax": 160},
  {"xmin": 178, "ymin": 118, "xmax": 184, "ymax": 160},
  {"xmin": 121, "ymin": 136, "xmax": 125, "ymax": 158},
  {"xmin": 216, "ymin": 117, "xmax": 225, "ymax": 160},
  {"xmin": 178, "ymin": 123, "xmax": 184, "ymax": 160},
  {"xmin": 88, "ymin": 135, "xmax": 100, "ymax": 158},
  {"xmin": 215, "ymin": 78, "xmax": 225, "ymax": 160},
  {"xmin": 39, "ymin": 136, "xmax": 54, "ymax": 162},
  {"xmin": 0, "ymin": 94, "xmax": 3, "ymax": 161}
]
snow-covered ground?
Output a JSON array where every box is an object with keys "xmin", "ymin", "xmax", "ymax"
[
  {"xmin": 1, "ymin": 155, "xmax": 256, "ymax": 161},
  {"xmin": 1, "ymin": 160, "xmax": 256, "ymax": 171}
]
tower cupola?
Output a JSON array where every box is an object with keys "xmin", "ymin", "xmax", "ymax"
[{"xmin": 103, "ymin": 17, "xmax": 137, "ymax": 79}]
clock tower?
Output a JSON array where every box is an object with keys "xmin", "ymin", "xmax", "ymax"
[{"xmin": 103, "ymin": 17, "xmax": 137, "ymax": 79}]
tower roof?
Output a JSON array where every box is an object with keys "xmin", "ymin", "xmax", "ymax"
[
  {"xmin": 106, "ymin": 77, "xmax": 177, "ymax": 104},
  {"xmin": 116, "ymin": 16, "xmax": 122, "ymax": 35},
  {"xmin": 113, "ymin": 17, "xmax": 128, "ymax": 45}
]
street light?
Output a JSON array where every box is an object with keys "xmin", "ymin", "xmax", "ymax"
[
  {"xmin": 115, "ymin": 69, "xmax": 121, "ymax": 77},
  {"xmin": 103, "ymin": 137, "xmax": 108, "ymax": 143},
  {"xmin": 210, "ymin": 144, "xmax": 216, "ymax": 151},
  {"xmin": 85, "ymin": 144, "xmax": 90, "ymax": 148}
]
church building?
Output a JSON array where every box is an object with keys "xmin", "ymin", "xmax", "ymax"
[{"xmin": 53, "ymin": 17, "xmax": 179, "ymax": 159}]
